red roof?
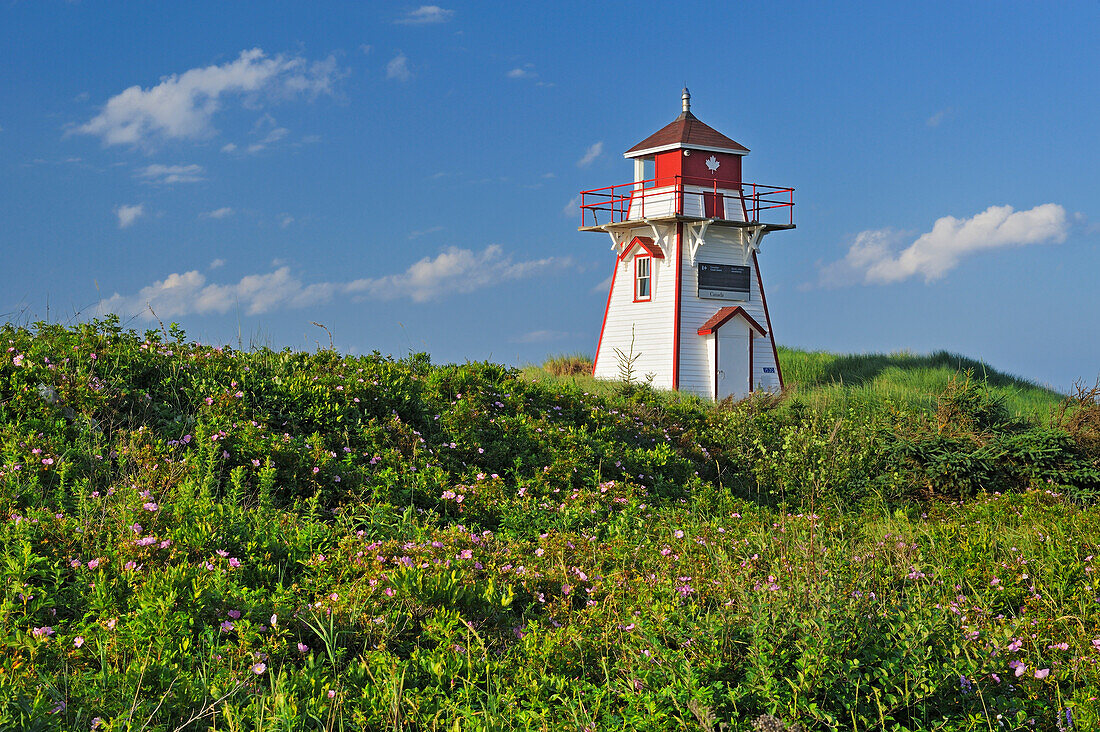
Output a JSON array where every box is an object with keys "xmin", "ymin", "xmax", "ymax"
[
  {"xmin": 697, "ymin": 306, "xmax": 767, "ymax": 336},
  {"xmin": 618, "ymin": 236, "xmax": 665, "ymax": 260},
  {"xmin": 625, "ymin": 111, "xmax": 750, "ymax": 157}
]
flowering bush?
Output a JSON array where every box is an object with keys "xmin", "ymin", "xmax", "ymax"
[{"xmin": 1, "ymin": 319, "xmax": 1099, "ymax": 729}]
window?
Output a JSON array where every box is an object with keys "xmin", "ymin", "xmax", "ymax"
[{"xmin": 634, "ymin": 255, "xmax": 652, "ymax": 301}]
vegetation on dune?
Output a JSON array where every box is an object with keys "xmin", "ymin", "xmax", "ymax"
[{"xmin": 2, "ymin": 319, "xmax": 1100, "ymax": 730}]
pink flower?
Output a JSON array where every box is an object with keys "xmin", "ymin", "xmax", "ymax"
[
  {"xmin": 88, "ymin": 558, "xmax": 101, "ymax": 569},
  {"xmin": 74, "ymin": 636, "xmax": 84, "ymax": 648},
  {"xmin": 70, "ymin": 559, "xmax": 82, "ymax": 569},
  {"xmin": 143, "ymin": 502, "xmax": 159, "ymax": 511},
  {"xmin": 384, "ymin": 587, "xmax": 395, "ymax": 597},
  {"xmin": 329, "ymin": 593, "xmax": 339, "ymax": 601},
  {"xmin": 1009, "ymin": 661, "xmax": 1027, "ymax": 677},
  {"xmin": 220, "ymin": 621, "xmax": 234, "ymax": 632},
  {"xmin": 228, "ymin": 557, "xmax": 241, "ymax": 568},
  {"xmin": 1034, "ymin": 668, "xmax": 1050, "ymax": 679},
  {"xmin": 228, "ymin": 610, "xmax": 241, "ymax": 619},
  {"xmin": 297, "ymin": 642, "xmax": 310, "ymax": 653},
  {"xmin": 327, "ymin": 689, "xmax": 336, "ymax": 699},
  {"xmin": 251, "ymin": 662, "xmax": 266, "ymax": 675},
  {"xmin": 312, "ymin": 467, "xmax": 320, "ymax": 474},
  {"xmin": 674, "ymin": 530, "xmax": 684, "ymax": 539},
  {"xmin": 32, "ymin": 626, "xmax": 54, "ymax": 638}
]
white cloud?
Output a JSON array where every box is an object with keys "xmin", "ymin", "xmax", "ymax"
[
  {"xmin": 926, "ymin": 107, "xmax": 953, "ymax": 127},
  {"xmin": 817, "ymin": 203, "xmax": 1069, "ymax": 287},
  {"xmin": 278, "ymin": 214, "xmax": 294, "ymax": 228},
  {"xmin": 360, "ymin": 44, "xmax": 373, "ymax": 55},
  {"xmin": 247, "ymin": 120, "xmax": 289, "ymax": 154},
  {"xmin": 590, "ymin": 274, "xmax": 612, "ymax": 294},
  {"xmin": 576, "ymin": 141, "xmax": 603, "ymax": 167},
  {"xmin": 138, "ymin": 163, "xmax": 204, "ymax": 184},
  {"xmin": 209, "ymin": 258, "xmax": 226, "ymax": 269},
  {"xmin": 201, "ymin": 207, "xmax": 234, "ymax": 220},
  {"xmin": 562, "ymin": 195, "xmax": 580, "ymax": 219},
  {"xmin": 95, "ymin": 245, "xmax": 567, "ymax": 319},
  {"xmin": 513, "ymin": 330, "xmax": 568, "ymax": 343},
  {"xmin": 408, "ymin": 225, "xmax": 444, "ymax": 239},
  {"xmin": 76, "ymin": 48, "xmax": 340, "ymax": 147},
  {"xmin": 396, "ymin": 6, "xmax": 454, "ymax": 24},
  {"xmin": 116, "ymin": 203, "xmax": 145, "ymax": 229},
  {"xmin": 386, "ymin": 53, "xmax": 412, "ymax": 82},
  {"xmin": 507, "ymin": 65, "xmax": 536, "ymax": 79},
  {"xmin": 221, "ymin": 142, "xmax": 238, "ymax": 153},
  {"xmin": 344, "ymin": 245, "xmax": 566, "ymax": 303}
]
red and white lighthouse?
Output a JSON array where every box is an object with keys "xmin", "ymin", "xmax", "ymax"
[{"xmin": 581, "ymin": 89, "xmax": 794, "ymax": 401}]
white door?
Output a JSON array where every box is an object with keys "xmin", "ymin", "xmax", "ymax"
[{"xmin": 716, "ymin": 324, "xmax": 750, "ymax": 401}]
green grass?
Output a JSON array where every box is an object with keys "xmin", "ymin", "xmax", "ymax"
[
  {"xmin": 525, "ymin": 348, "xmax": 1064, "ymax": 423},
  {"xmin": 778, "ymin": 347, "xmax": 1064, "ymax": 422}
]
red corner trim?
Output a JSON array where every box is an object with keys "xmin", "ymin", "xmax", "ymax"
[
  {"xmin": 752, "ymin": 250, "xmax": 784, "ymax": 389},
  {"xmin": 591, "ymin": 258, "xmax": 620, "ymax": 376}
]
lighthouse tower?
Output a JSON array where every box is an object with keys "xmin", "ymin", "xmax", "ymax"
[{"xmin": 580, "ymin": 90, "xmax": 795, "ymax": 401}]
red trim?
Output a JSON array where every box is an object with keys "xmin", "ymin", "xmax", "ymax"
[
  {"xmin": 633, "ymin": 255, "xmax": 652, "ymax": 302},
  {"xmin": 672, "ymin": 223, "xmax": 682, "ymax": 390},
  {"xmin": 619, "ymin": 236, "xmax": 664, "ymax": 261},
  {"xmin": 753, "ymin": 251, "xmax": 784, "ymax": 389},
  {"xmin": 696, "ymin": 306, "xmax": 767, "ymax": 336},
  {"xmin": 591, "ymin": 258, "xmax": 620, "ymax": 376}
]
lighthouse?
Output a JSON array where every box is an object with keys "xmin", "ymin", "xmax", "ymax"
[{"xmin": 581, "ymin": 89, "xmax": 795, "ymax": 401}]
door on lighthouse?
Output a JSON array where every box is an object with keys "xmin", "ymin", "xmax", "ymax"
[{"xmin": 715, "ymin": 323, "xmax": 750, "ymax": 401}]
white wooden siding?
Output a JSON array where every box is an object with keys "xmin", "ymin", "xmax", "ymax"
[
  {"xmin": 678, "ymin": 227, "xmax": 781, "ymax": 398},
  {"xmin": 594, "ymin": 224, "xmax": 677, "ymax": 389}
]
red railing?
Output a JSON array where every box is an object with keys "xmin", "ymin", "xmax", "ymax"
[{"xmin": 579, "ymin": 175, "xmax": 794, "ymax": 228}]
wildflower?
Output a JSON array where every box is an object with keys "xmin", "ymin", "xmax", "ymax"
[
  {"xmin": 32, "ymin": 626, "xmax": 54, "ymax": 638},
  {"xmin": 143, "ymin": 502, "xmax": 159, "ymax": 511},
  {"xmin": 228, "ymin": 557, "xmax": 241, "ymax": 568},
  {"xmin": 327, "ymin": 689, "xmax": 336, "ymax": 699},
  {"xmin": 252, "ymin": 459, "xmax": 261, "ymax": 467},
  {"xmin": 124, "ymin": 561, "xmax": 137, "ymax": 571},
  {"xmin": 384, "ymin": 587, "xmax": 395, "ymax": 597},
  {"xmin": 270, "ymin": 613, "xmax": 278, "ymax": 627},
  {"xmin": 88, "ymin": 558, "xmax": 101, "ymax": 569},
  {"xmin": 216, "ymin": 549, "xmax": 229, "ymax": 557},
  {"xmin": 329, "ymin": 592, "xmax": 339, "ymax": 601},
  {"xmin": 134, "ymin": 537, "xmax": 156, "ymax": 547},
  {"xmin": 561, "ymin": 584, "xmax": 571, "ymax": 596},
  {"xmin": 959, "ymin": 675, "xmax": 972, "ymax": 694},
  {"xmin": 106, "ymin": 618, "xmax": 117, "ymax": 629},
  {"xmin": 74, "ymin": 636, "xmax": 85, "ymax": 647},
  {"xmin": 535, "ymin": 548, "xmax": 544, "ymax": 557},
  {"xmin": 297, "ymin": 642, "xmax": 310, "ymax": 653},
  {"xmin": 251, "ymin": 662, "xmax": 266, "ymax": 675},
  {"xmin": 674, "ymin": 530, "xmax": 684, "ymax": 539},
  {"xmin": 159, "ymin": 539, "xmax": 171, "ymax": 549},
  {"xmin": 70, "ymin": 559, "xmax": 82, "ymax": 569},
  {"xmin": 1009, "ymin": 660, "xmax": 1027, "ymax": 677},
  {"xmin": 1035, "ymin": 668, "xmax": 1050, "ymax": 679},
  {"xmin": 228, "ymin": 610, "xmax": 241, "ymax": 619}
]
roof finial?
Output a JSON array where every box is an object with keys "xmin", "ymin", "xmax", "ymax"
[{"xmin": 682, "ymin": 87, "xmax": 691, "ymax": 114}]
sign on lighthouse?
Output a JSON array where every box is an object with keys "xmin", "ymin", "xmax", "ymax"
[{"xmin": 580, "ymin": 89, "xmax": 795, "ymax": 401}]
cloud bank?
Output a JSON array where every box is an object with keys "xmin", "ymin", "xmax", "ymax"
[
  {"xmin": 77, "ymin": 48, "xmax": 339, "ymax": 147},
  {"xmin": 96, "ymin": 245, "xmax": 567, "ymax": 319},
  {"xmin": 817, "ymin": 204, "xmax": 1068, "ymax": 287}
]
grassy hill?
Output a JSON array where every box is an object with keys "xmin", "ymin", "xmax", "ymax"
[
  {"xmin": 2, "ymin": 320, "xmax": 1099, "ymax": 730},
  {"xmin": 525, "ymin": 347, "xmax": 1063, "ymax": 422}
]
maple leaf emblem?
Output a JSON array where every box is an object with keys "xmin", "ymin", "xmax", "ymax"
[{"xmin": 705, "ymin": 155, "xmax": 720, "ymax": 173}]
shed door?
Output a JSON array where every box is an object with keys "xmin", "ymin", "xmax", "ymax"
[{"xmin": 715, "ymin": 324, "xmax": 750, "ymax": 401}]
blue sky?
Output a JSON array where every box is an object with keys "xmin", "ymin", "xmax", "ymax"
[{"xmin": 1, "ymin": 1, "xmax": 1097, "ymax": 390}]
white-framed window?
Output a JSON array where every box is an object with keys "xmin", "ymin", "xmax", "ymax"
[{"xmin": 634, "ymin": 255, "xmax": 652, "ymax": 302}]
